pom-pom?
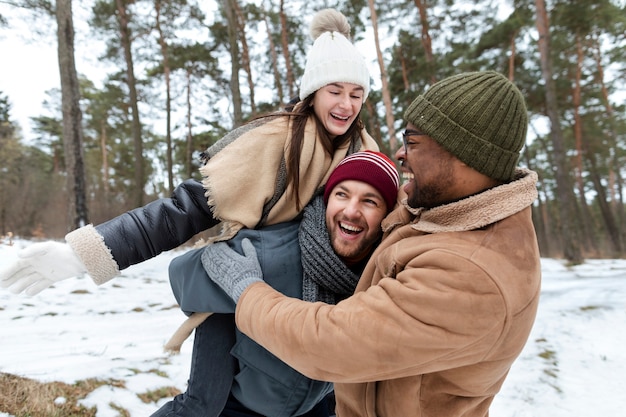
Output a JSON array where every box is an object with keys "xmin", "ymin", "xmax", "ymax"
[{"xmin": 309, "ymin": 8, "xmax": 351, "ymax": 40}]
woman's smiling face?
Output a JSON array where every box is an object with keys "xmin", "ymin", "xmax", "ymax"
[{"xmin": 312, "ymin": 82, "xmax": 364, "ymax": 138}]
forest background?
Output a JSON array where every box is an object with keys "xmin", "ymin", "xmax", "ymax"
[{"xmin": 0, "ymin": 0, "xmax": 625, "ymax": 264}]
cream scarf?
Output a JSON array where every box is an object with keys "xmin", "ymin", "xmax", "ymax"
[{"xmin": 200, "ymin": 114, "xmax": 378, "ymax": 242}]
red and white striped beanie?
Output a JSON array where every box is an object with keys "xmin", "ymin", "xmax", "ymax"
[{"xmin": 324, "ymin": 150, "xmax": 399, "ymax": 212}]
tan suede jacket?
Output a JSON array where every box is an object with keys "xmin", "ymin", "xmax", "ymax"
[{"xmin": 235, "ymin": 168, "xmax": 542, "ymax": 417}]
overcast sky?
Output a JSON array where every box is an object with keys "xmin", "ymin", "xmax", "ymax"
[{"xmin": 0, "ymin": 2, "xmax": 110, "ymax": 140}]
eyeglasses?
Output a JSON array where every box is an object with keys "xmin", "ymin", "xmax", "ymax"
[{"xmin": 401, "ymin": 129, "xmax": 427, "ymax": 149}]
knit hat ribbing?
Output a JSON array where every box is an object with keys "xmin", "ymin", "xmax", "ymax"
[
  {"xmin": 299, "ymin": 9, "xmax": 370, "ymax": 100},
  {"xmin": 403, "ymin": 71, "xmax": 528, "ymax": 181},
  {"xmin": 324, "ymin": 151, "xmax": 399, "ymax": 212}
]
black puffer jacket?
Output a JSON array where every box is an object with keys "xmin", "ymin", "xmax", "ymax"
[
  {"xmin": 96, "ymin": 179, "xmax": 218, "ymax": 270},
  {"xmin": 65, "ymin": 179, "xmax": 218, "ymax": 284}
]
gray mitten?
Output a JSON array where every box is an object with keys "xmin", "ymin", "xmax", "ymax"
[{"xmin": 201, "ymin": 238, "xmax": 263, "ymax": 303}]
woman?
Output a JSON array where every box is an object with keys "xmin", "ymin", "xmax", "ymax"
[
  {"xmin": 1, "ymin": 7, "xmax": 377, "ymax": 416},
  {"xmin": 0, "ymin": 8, "xmax": 376, "ymax": 294}
]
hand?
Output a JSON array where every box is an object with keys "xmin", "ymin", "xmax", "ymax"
[
  {"xmin": 201, "ymin": 238, "xmax": 263, "ymax": 303},
  {"xmin": 0, "ymin": 241, "xmax": 87, "ymax": 296}
]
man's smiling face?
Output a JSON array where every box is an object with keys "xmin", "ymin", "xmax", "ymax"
[{"xmin": 325, "ymin": 180, "xmax": 387, "ymax": 265}]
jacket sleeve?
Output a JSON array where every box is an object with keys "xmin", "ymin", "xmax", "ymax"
[
  {"xmin": 234, "ymin": 250, "xmax": 507, "ymax": 384},
  {"xmin": 66, "ymin": 179, "xmax": 218, "ymax": 285}
]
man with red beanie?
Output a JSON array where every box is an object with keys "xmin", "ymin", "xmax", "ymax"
[
  {"xmin": 323, "ymin": 150, "xmax": 399, "ymax": 212},
  {"xmin": 152, "ymin": 150, "xmax": 399, "ymax": 417}
]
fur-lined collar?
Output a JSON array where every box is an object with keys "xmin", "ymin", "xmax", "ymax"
[{"xmin": 382, "ymin": 168, "xmax": 538, "ymax": 234}]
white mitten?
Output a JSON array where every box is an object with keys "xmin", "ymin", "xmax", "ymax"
[{"xmin": 0, "ymin": 241, "xmax": 87, "ymax": 296}]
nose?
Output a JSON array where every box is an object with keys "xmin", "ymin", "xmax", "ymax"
[
  {"xmin": 339, "ymin": 92, "xmax": 351, "ymax": 108},
  {"xmin": 343, "ymin": 198, "xmax": 362, "ymax": 218},
  {"xmin": 395, "ymin": 145, "xmax": 406, "ymax": 166}
]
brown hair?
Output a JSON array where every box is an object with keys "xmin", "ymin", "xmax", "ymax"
[{"xmin": 254, "ymin": 94, "xmax": 364, "ymax": 210}]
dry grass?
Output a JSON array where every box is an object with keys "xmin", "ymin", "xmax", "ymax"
[
  {"xmin": 0, "ymin": 372, "xmax": 104, "ymax": 416},
  {"xmin": 1, "ymin": 372, "xmax": 173, "ymax": 417},
  {"xmin": 0, "ymin": 372, "xmax": 182, "ymax": 416},
  {"xmin": 0, "ymin": 235, "xmax": 184, "ymax": 415}
]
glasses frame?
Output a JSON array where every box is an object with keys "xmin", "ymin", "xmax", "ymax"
[{"xmin": 401, "ymin": 129, "xmax": 428, "ymax": 150}]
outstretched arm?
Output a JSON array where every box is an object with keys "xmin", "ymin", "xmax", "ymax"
[
  {"xmin": 71, "ymin": 179, "xmax": 218, "ymax": 281},
  {"xmin": 0, "ymin": 241, "xmax": 87, "ymax": 295},
  {"xmin": 1, "ymin": 179, "xmax": 218, "ymax": 294}
]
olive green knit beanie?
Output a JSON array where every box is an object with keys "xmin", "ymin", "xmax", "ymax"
[{"xmin": 403, "ymin": 71, "xmax": 528, "ymax": 181}]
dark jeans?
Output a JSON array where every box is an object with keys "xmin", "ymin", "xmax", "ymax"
[
  {"xmin": 150, "ymin": 313, "xmax": 237, "ymax": 417},
  {"xmin": 150, "ymin": 314, "xmax": 334, "ymax": 417}
]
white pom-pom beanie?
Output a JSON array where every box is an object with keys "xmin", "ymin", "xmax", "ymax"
[{"xmin": 298, "ymin": 13, "xmax": 370, "ymax": 100}]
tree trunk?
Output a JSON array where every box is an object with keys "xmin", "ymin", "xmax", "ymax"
[
  {"xmin": 413, "ymin": 0, "xmax": 435, "ymax": 83},
  {"xmin": 572, "ymin": 34, "xmax": 597, "ymax": 254},
  {"xmin": 56, "ymin": 0, "xmax": 89, "ymax": 230},
  {"xmin": 100, "ymin": 119, "xmax": 109, "ymax": 196},
  {"xmin": 223, "ymin": 0, "xmax": 242, "ymax": 126},
  {"xmin": 185, "ymin": 68, "xmax": 194, "ymax": 179},
  {"xmin": 367, "ymin": 0, "xmax": 398, "ymax": 154},
  {"xmin": 592, "ymin": 35, "xmax": 625, "ymax": 252},
  {"xmin": 584, "ymin": 149, "xmax": 623, "ymax": 256},
  {"xmin": 534, "ymin": 0, "xmax": 582, "ymax": 263},
  {"xmin": 155, "ymin": 0, "xmax": 174, "ymax": 193},
  {"xmin": 263, "ymin": 8, "xmax": 284, "ymax": 104},
  {"xmin": 233, "ymin": 0, "xmax": 256, "ymax": 116},
  {"xmin": 279, "ymin": 0, "xmax": 295, "ymax": 99},
  {"xmin": 397, "ymin": 45, "xmax": 410, "ymax": 90},
  {"xmin": 115, "ymin": 0, "xmax": 144, "ymax": 206}
]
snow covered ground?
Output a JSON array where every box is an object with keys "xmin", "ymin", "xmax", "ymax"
[{"xmin": 1, "ymin": 239, "xmax": 625, "ymax": 416}]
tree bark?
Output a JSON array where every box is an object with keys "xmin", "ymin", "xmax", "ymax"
[
  {"xmin": 100, "ymin": 119, "xmax": 109, "ymax": 196},
  {"xmin": 413, "ymin": 0, "xmax": 435, "ymax": 84},
  {"xmin": 592, "ymin": 35, "xmax": 625, "ymax": 252},
  {"xmin": 56, "ymin": 0, "xmax": 89, "ymax": 230},
  {"xmin": 115, "ymin": 0, "xmax": 144, "ymax": 206},
  {"xmin": 397, "ymin": 45, "xmax": 410, "ymax": 90},
  {"xmin": 534, "ymin": 0, "xmax": 582, "ymax": 263},
  {"xmin": 572, "ymin": 34, "xmax": 597, "ymax": 254},
  {"xmin": 584, "ymin": 149, "xmax": 622, "ymax": 255},
  {"xmin": 185, "ymin": 68, "xmax": 194, "ymax": 179},
  {"xmin": 155, "ymin": 0, "xmax": 174, "ymax": 193},
  {"xmin": 279, "ymin": 0, "xmax": 295, "ymax": 99},
  {"xmin": 367, "ymin": 0, "xmax": 398, "ymax": 154},
  {"xmin": 263, "ymin": 8, "xmax": 283, "ymax": 104},
  {"xmin": 233, "ymin": 0, "xmax": 256, "ymax": 116},
  {"xmin": 223, "ymin": 0, "xmax": 243, "ymax": 126}
]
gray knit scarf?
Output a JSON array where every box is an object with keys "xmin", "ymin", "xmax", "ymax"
[{"xmin": 299, "ymin": 194, "xmax": 361, "ymax": 304}]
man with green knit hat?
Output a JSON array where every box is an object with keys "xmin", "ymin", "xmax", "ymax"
[
  {"xmin": 201, "ymin": 71, "xmax": 542, "ymax": 417},
  {"xmin": 402, "ymin": 70, "xmax": 528, "ymax": 181}
]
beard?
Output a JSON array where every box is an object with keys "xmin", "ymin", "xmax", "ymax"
[
  {"xmin": 406, "ymin": 155, "xmax": 456, "ymax": 209},
  {"xmin": 329, "ymin": 228, "xmax": 381, "ymax": 264},
  {"xmin": 407, "ymin": 182, "xmax": 447, "ymax": 209}
]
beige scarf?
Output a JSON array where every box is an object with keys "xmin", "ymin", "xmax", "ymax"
[
  {"xmin": 200, "ymin": 115, "xmax": 378, "ymax": 242},
  {"xmin": 163, "ymin": 117, "xmax": 378, "ymax": 353}
]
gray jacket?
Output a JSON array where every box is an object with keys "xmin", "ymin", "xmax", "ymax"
[{"xmin": 169, "ymin": 220, "xmax": 333, "ymax": 417}]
